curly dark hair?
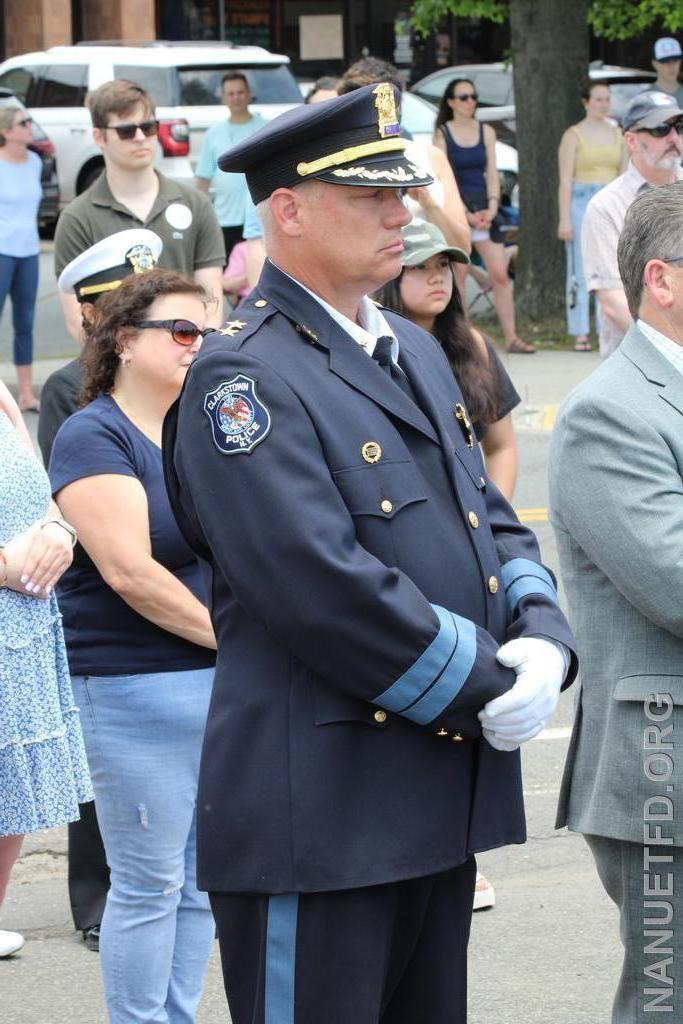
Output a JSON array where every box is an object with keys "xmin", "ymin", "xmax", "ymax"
[
  {"xmin": 374, "ymin": 268, "xmax": 501, "ymax": 428},
  {"xmin": 435, "ymin": 78, "xmax": 476, "ymax": 129},
  {"xmin": 337, "ymin": 58, "xmax": 404, "ymax": 95},
  {"xmin": 79, "ymin": 269, "xmax": 207, "ymax": 405}
]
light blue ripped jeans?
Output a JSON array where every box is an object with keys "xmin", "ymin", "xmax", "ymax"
[
  {"xmin": 71, "ymin": 668, "xmax": 215, "ymax": 1024},
  {"xmin": 565, "ymin": 180, "xmax": 605, "ymax": 337}
]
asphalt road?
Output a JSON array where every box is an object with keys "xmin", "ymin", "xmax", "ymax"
[{"xmin": 0, "ymin": 248, "xmax": 619, "ymax": 1022}]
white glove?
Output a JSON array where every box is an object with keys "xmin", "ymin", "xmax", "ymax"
[{"xmin": 478, "ymin": 637, "xmax": 565, "ymax": 751}]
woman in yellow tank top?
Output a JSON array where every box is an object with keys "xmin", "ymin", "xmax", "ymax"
[{"xmin": 557, "ymin": 80, "xmax": 627, "ymax": 350}]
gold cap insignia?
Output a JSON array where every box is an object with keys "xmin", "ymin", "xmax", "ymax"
[
  {"xmin": 373, "ymin": 83, "xmax": 401, "ymax": 139},
  {"xmin": 125, "ymin": 244, "xmax": 157, "ymax": 275},
  {"xmin": 218, "ymin": 320, "xmax": 247, "ymax": 337}
]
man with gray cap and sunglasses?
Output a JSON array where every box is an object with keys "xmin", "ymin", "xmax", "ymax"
[
  {"xmin": 164, "ymin": 82, "xmax": 577, "ymax": 1022},
  {"xmin": 582, "ymin": 90, "xmax": 683, "ymax": 359}
]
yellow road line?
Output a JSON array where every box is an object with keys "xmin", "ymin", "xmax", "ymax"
[
  {"xmin": 541, "ymin": 403, "xmax": 559, "ymax": 431},
  {"xmin": 515, "ymin": 507, "xmax": 549, "ymax": 523}
]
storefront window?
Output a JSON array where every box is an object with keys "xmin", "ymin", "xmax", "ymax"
[{"xmin": 161, "ymin": 0, "xmax": 219, "ymax": 41}]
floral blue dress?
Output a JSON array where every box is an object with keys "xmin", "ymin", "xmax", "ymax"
[{"xmin": 0, "ymin": 411, "xmax": 92, "ymax": 835}]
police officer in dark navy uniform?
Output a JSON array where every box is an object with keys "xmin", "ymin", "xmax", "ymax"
[{"xmin": 163, "ymin": 84, "xmax": 578, "ymax": 1024}]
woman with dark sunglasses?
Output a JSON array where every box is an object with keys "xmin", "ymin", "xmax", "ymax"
[
  {"xmin": 434, "ymin": 78, "xmax": 535, "ymax": 354},
  {"xmin": 0, "ymin": 106, "xmax": 42, "ymax": 410},
  {"xmin": 48, "ymin": 269, "xmax": 217, "ymax": 1023}
]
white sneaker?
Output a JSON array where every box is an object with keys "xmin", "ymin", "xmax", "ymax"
[
  {"xmin": 473, "ymin": 871, "xmax": 495, "ymax": 911},
  {"xmin": 0, "ymin": 930, "xmax": 24, "ymax": 957}
]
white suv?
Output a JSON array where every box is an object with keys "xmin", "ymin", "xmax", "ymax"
[{"xmin": 0, "ymin": 43, "xmax": 302, "ymax": 214}]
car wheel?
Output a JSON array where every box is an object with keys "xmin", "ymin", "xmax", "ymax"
[{"xmin": 77, "ymin": 161, "xmax": 105, "ymax": 194}]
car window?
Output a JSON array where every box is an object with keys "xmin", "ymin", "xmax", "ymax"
[
  {"xmin": 176, "ymin": 65, "xmax": 301, "ymax": 105},
  {"xmin": 38, "ymin": 65, "xmax": 88, "ymax": 107},
  {"xmin": 0, "ymin": 66, "xmax": 43, "ymax": 105},
  {"xmin": 401, "ymin": 94, "xmax": 437, "ymax": 136},
  {"xmin": 606, "ymin": 82, "xmax": 652, "ymax": 123},
  {"xmin": 114, "ymin": 66, "xmax": 174, "ymax": 106},
  {"xmin": 415, "ymin": 73, "xmax": 452, "ymax": 104},
  {"xmin": 471, "ymin": 70, "xmax": 512, "ymax": 107}
]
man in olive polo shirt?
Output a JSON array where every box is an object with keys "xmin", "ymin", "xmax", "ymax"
[{"xmin": 55, "ymin": 79, "xmax": 225, "ymax": 340}]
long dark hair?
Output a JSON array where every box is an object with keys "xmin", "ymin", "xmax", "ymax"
[
  {"xmin": 435, "ymin": 78, "xmax": 475, "ymax": 129},
  {"xmin": 375, "ymin": 268, "xmax": 501, "ymax": 427},
  {"xmin": 79, "ymin": 269, "xmax": 207, "ymax": 404}
]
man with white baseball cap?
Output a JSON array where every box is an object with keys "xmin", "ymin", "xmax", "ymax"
[{"xmin": 648, "ymin": 37, "xmax": 683, "ymax": 107}]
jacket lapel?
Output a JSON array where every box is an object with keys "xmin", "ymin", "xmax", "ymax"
[
  {"xmin": 398, "ymin": 334, "xmax": 464, "ymax": 453},
  {"xmin": 622, "ymin": 323, "xmax": 683, "ymax": 420},
  {"xmin": 258, "ymin": 261, "xmax": 439, "ymax": 444}
]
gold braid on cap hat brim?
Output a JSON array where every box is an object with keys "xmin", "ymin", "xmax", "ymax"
[
  {"xmin": 296, "ymin": 138, "xmax": 406, "ymax": 177},
  {"xmin": 78, "ymin": 279, "xmax": 124, "ymax": 298}
]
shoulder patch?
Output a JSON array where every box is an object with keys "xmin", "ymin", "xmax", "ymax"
[{"xmin": 204, "ymin": 374, "xmax": 271, "ymax": 455}]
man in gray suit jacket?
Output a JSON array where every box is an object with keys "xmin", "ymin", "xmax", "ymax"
[{"xmin": 549, "ymin": 182, "xmax": 683, "ymax": 1022}]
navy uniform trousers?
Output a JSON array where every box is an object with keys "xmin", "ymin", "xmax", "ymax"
[
  {"xmin": 210, "ymin": 859, "xmax": 476, "ymax": 1024},
  {"xmin": 164, "ymin": 260, "xmax": 577, "ymax": 1023}
]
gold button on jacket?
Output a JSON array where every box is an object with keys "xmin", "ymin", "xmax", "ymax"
[
  {"xmin": 468, "ymin": 511, "xmax": 479, "ymax": 529},
  {"xmin": 380, "ymin": 499, "xmax": 393, "ymax": 514},
  {"xmin": 374, "ymin": 709, "xmax": 387, "ymax": 724},
  {"xmin": 488, "ymin": 575, "xmax": 499, "ymax": 594}
]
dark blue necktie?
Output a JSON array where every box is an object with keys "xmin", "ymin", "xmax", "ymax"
[{"xmin": 372, "ymin": 336, "xmax": 418, "ymax": 404}]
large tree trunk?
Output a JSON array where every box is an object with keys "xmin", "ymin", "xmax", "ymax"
[{"xmin": 510, "ymin": 0, "xmax": 589, "ymax": 320}]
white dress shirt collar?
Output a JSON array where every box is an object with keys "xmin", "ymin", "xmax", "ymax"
[
  {"xmin": 277, "ymin": 265, "xmax": 399, "ymax": 363},
  {"xmin": 637, "ymin": 318, "xmax": 683, "ymax": 378}
]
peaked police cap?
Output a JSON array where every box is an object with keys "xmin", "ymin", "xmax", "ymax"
[{"xmin": 217, "ymin": 82, "xmax": 433, "ymax": 204}]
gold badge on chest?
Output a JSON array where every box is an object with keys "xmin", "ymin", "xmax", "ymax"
[
  {"xmin": 361, "ymin": 441, "xmax": 382, "ymax": 464},
  {"xmin": 454, "ymin": 403, "xmax": 474, "ymax": 449}
]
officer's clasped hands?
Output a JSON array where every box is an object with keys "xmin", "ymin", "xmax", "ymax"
[{"xmin": 478, "ymin": 637, "xmax": 565, "ymax": 751}]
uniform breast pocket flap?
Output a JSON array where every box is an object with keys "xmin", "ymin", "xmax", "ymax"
[{"xmin": 333, "ymin": 460, "xmax": 428, "ymax": 519}]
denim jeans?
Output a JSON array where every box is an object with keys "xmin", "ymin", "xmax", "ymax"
[
  {"xmin": 72, "ymin": 668, "xmax": 215, "ymax": 1024},
  {"xmin": 565, "ymin": 181, "xmax": 604, "ymax": 337},
  {"xmin": 0, "ymin": 252, "xmax": 39, "ymax": 365}
]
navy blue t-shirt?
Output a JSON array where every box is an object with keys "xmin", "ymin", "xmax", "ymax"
[{"xmin": 49, "ymin": 394, "xmax": 216, "ymax": 676}]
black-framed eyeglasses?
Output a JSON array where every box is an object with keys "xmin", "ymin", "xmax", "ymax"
[
  {"xmin": 661, "ymin": 256, "xmax": 683, "ymax": 264},
  {"xmin": 135, "ymin": 319, "xmax": 210, "ymax": 346},
  {"xmin": 98, "ymin": 119, "xmax": 159, "ymax": 140},
  {"xmin": 453, "ymin": 91, "xmax": 478, "ymax": 102},
  {"xmin": 635, "ymin": 117, "xmax": 683, "ymax": 138},
  {"xmin": 15, "ymin": 117, "xmax": 33, "ymax": 128}
]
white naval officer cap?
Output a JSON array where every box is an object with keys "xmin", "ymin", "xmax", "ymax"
[{"xmin": 58, "ymin": 228, "xmax": 163, "ymax": 303}]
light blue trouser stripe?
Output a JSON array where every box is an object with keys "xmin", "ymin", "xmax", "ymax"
[
  {"xmin": 375, "ymin": 604, "xmax": 457, "ymax": 713},
  {"xmin": 265, "ymin": 894, "xmax": 299, "ymax": 1024},
  {"xmin": 403, "ymin": 613, "xmax": 477, "ymax": 724},
  {"xmin": 501, "ymin": 558, "xmax": 557, "ymax": 617}
]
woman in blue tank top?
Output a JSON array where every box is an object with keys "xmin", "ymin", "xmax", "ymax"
[{"xmin": 434, "ymin": 78, "xmax": 535, "ymax": 354}]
